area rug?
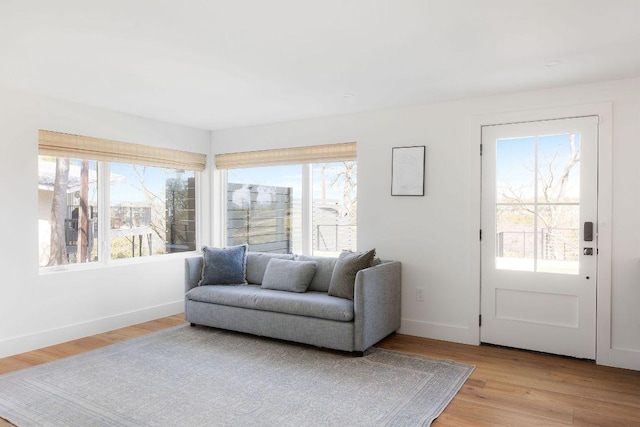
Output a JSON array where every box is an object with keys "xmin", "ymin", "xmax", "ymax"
[{"xmin": 0, "ymin": 325, "xmax": 474, "ymax": 426}]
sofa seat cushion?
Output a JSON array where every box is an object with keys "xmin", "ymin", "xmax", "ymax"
[{"xmin": 186, "ymin": 285, "xmax": 354, "ymax": 322}]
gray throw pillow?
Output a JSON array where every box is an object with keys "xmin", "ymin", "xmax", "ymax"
[
  {"xmin": 261, "ymin": 258, "xmax": 317, "ymax": 293},
  {"xmin": 328, "ymin": 249, "xmax": 376, "ymax": 300},
  {"xmin": 199, "ymin": 244, "xmax": 248, "ymax": 286},
  {"xmin": 245, "ymin": 252, "xmax": 295, "ymax": 284}
]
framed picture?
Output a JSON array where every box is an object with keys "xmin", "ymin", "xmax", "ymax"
[{"xmin": 391, "ymin": 146, "xmax": 425, "ymax": 196}]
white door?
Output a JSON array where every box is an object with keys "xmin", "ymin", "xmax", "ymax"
[{"xmin": 481, "ymin": 116, "xmax": 598, "ymax": 359}]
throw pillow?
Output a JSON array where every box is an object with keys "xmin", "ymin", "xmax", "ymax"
[
  {"xmin": 198, "ymin": 244, "xmax": 248, "ymax": 286},
  {"xmin": 261, "ymin": 258, "xmax": 317, "ymax": 293},
  {"xmin": 245, "ymin": 252, "xmax": 295, "ymax": 284},
  {"xmin": 328, "ymin": 249, "xmax": 376, "ymax": 300}
]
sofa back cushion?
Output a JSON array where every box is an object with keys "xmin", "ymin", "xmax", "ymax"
[
  {"xmin": 246, "ymin": 252, "xmax": 295, "ymax": 284},
  {"xmin": 295, "ymin": 255, "xmax": 337, "ymax": 292}
]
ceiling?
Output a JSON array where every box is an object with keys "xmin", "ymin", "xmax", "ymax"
[{"xmin": 1, "ymin": 0, "xmax": 638, "ymax": 130}]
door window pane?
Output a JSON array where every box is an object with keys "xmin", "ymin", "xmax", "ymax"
[
  {"xmin": 38, "ymin": 156, "xmax": 99, "ymax": 267},
  {"xmin": 537, "ymin": 134, "xmax": 580, "ymax": 204},
  {"xmin": 495, "ymin": 205, "xmax": 535, "ymax": 271},
  {"xmin": 536, "ymin": 205, "xmax": 579, "ymax": 274},
  {"xmin": 495, "ymin": 133, "xmax": 581, "ymax": 274},
  {"xmin": 496, "ymin": 137, "xmax": 535, "ymax": 203}
]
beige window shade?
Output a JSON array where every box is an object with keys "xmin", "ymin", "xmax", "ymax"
[
  {"xmin": 215, "ymin": 142, "xmax": 356, "ymax": 169},
  {"xmin": 38, "ymin": 130, "xmax": 207, "ymax": 172}
]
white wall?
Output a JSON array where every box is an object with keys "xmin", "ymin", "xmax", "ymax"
[
  {"xmin": 211, "ymin": 77, "xmax": 640, "ymax": 369},
  {"xmin": 1, "ymin": 78, "xmax": 636, "ymax": 369},
  {"xmin": 0, "ymin": 86, "xmax": 211, "ymax": 358}
]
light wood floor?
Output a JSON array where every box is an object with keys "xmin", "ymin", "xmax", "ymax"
[{"xmin": 1, "ymin": 315, "xmax": 638, "ymax": 426}]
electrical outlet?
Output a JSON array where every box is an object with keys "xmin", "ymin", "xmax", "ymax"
[{"xmin": 416, "ymin": 288, "xmax": 424, "ymax": 301}]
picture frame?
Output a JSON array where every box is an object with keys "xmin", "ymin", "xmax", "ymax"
[{"xmin": 391, "ymin": 146, "xmax": 425, "ymax": 196}]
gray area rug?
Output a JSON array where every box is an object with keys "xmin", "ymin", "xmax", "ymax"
[{"xmin": 0, "ymin": 325, "xmax": 474, "ymax": 426}]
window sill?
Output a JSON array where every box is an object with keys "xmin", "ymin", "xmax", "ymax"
[{"xmin": 39, "ymin": 250, "xmax": 200, "ymax": 275}]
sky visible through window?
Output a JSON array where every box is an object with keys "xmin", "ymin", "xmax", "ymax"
[
  {"xmin": 494, "ymin": 132, "xmax": 581, "ymax": 274},
  {"xmin": 56, "ymin": 160, "xmax": 350, "ymax": 207},
  {"xmin": 496, "ymin": 133, "xmax": 580, "ymax": 202},
  {"xmin": 109, "ymin": 163, "xmax": 192, "ymax": 205},
  {"xmin": 227, "ymin": 163, "xmax": 352, "ymax": 200}
]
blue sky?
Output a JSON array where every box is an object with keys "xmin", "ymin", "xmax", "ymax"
[
  {"xmin": 57, "ymin": 160, "xmax": 355, "ymax": 205},
  {"xmin": 227, "ymin": 162, "xmax": 355, "ymax": 200},
  {"xmin": 496, "ymin": 133, "xmax": 581, "ymax": 202},
  {"xmin": 109, "ymin": 163, "xmax": 192, "ymax": 204}
]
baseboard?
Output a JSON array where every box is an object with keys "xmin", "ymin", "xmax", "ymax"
[
  {"xmin": 399, "ymin": 319, "xmax": 477, "ymax": 346},
  {"xmin": 598, "ymin": 346, "xmax": 640, "ymax": 371},
  {"xmin": 0, "ymin": 301, "xmax": 184, "ymax": 359}
]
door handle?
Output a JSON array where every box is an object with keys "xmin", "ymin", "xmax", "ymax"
[{"xmin": 584, "ymin": 222, "xmax": 593, "ymax": 242}]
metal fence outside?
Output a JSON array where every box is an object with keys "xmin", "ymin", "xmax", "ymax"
[
  {"xmin": 315, "ymin": 224, "xmax": 357, "ymax": 253},
  {"xmin": 496, "ymin": 227, "xmax": 579, "ymax": 261}
]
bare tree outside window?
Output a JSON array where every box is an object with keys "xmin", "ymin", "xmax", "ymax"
[
  {"xmin": 39, "ymin": 157, "xmax": 196, "ymax": 267},
  {"xmin": 47, "ymin": 158, "xmax": 70, "ymax": 266},
  {"xmin": 109, "ymin": 163, "xmax": 195, "ymax": 259},
  {"xmin": 314, "ymin": 161, "xmax": 357, "ymax": 255},
  {"xmin": 328, "ymin": 160, "xmax": 357, "ymax": 219},
  {"xmin": 496, "ymin": 133, "xmax": 580, "ymax": 273}
]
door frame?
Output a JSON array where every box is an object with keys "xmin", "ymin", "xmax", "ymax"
[{"xmin": 467, "ymin": 102, "xmax": 613, "ymax": 366}]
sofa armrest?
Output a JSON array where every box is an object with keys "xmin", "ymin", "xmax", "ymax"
[
  {"xmin": 353, "ymin": 260, "xmax": 402, "ymax": 351},
  {"xmin": 185, "ymin": 256, "xmax": 203, "ymax": 294}
]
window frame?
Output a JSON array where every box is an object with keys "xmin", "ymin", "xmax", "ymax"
[
  {"xmin": 221, "ymin": 162, "xmax": 356, "ymax": 256},
  {"xmin": 216, "ymin": 142, "xmax": 357, "ymax": 255},
  {"xmin": 39, "ymin": 159, "xmax": 203, "ymax": 274}
]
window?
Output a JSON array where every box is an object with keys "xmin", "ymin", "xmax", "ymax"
[
  {"xmin": 109, "ymin": 163, "xmax": 196, "ymax": 259},
  {"xmin": 227, "ymin": 165, "xmax": 303, "ymax": 254},
  {"xmin": 218, "ymin": 143, "xmax": 357, "ymax": 256},
  {"xmin": 311, "ymin": 161, "xmax": 357, "ymax": 255},
  {"xmin": 38, "ymin": 157, "xmax": 99, "ymax": 266},
  {"xmin": 495, "ymin": 133, "xmax": 581, "ymax": 274},
  {"xmin": 38, "ymin": 130, "xmax": 205, "ymax": 269}
]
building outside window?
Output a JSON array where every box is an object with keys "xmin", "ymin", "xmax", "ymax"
[
  {"xmin": 38, "ymin": 157, "xmax": 99, "ymax": 266},
  {"xmin": 109, "ymin": 163, "xmax": 196, "ymax": 259}
]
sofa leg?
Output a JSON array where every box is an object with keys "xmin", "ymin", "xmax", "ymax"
[
  {"xmin": 190, "ymin": 323, "xmax": 197, "ymax": 327},
  {"xmin": 354, "ymin": 351, "xmax": 364, "ymax": 357}
]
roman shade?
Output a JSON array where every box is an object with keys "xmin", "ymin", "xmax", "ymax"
[
  {"xmin": 38, "ymin": 130, "xmax": 207, "ymax": 172},
  {"xmin": 215, "ymin": 142, "xmax": 356, "ymax": 170}
]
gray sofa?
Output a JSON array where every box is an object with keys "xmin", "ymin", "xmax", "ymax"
[{"xmin": 184, "ymin": 252, "xmax": 402, "ymax": 353}]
